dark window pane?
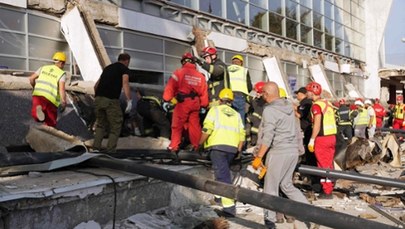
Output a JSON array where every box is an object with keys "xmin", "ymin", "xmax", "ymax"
[
  {"xmin": 286, "ymin": 0, "xmax": 298, "ymax": 20},
  {"xmin": 227, "ymin": 0, "xmax": 246, "ymax": 24},
  {"xmin": 250, "ymin": 5, "xmax": 267, "ymax": 30},
  {"xmin": 29, "ymin": 14, "xmax": 63, "ymax": 39},
  {"xmin": 313, "ymin": 12, "xmax": 322, "ymax": 30},
  {"xmin": 0, "ymin": 8, "xmax": 25, "ymax": 32},
  {"xmin": 335, "ymin": 38, "xmax": 343, "ymax": 54},
  {"xmin": 286, "ymin": 19, "xmax": 298, "ymax": 40},
  {"xmin": 200, "ymin": 0, "xmax": 222, "ymax": 17},
  {"xmin": 124, "ymin": 33, "xmax": 163, "ymax": 53},
  {"xmin": 314, "ymin": 30, "xmax": 323, "ymax": 48},
  {"xmin": 269, "ymin": 12, "xmax": 283, "ymax": 35},
  {"xmin": 325, "ymin": 18, "xmax": 333, "ymax": 34},
  {"xmin": 301, "ymin": 24, "xmax": 312, "ymax": 45},
  {"xmin": 269, "ymin": 0, "xmax": 282, "ymax": 13},
  {"xmin": 300, "ymin": 6, "xmax": 312, "ymax": 26},
  {"xmin": 0, "ymin": 31, "xmax": 25, "ymax": 56},
  {"xmin": 325, "ymin": 34, "xmax": 333, "ymax": 51}
]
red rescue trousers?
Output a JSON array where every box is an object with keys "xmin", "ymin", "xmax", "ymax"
[
  {"xmin": 376, "ymin": 117, "xmax": 383, "ymax": 128},
  {"xmin": 31, "ymin": 95, "xmax": 58, "ymax": 127},
  {"xmin": 169, "ymin": 98, "xmax": 201, "ymax": 151},
  {"xmin": 314, "ymin": 135, "xmax": 336, "ymax": 194},
  {"xmin": 392, "ymin": 118, "xmax": 405, "ymax": 130}
]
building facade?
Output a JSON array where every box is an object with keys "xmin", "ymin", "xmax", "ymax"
[{"xmin": 0, "ymin": 0, "xmax": 392, "ymax": 99}]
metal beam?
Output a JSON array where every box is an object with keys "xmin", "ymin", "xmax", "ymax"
[{"xmin": 86, "ymin": 157, "xmax": 398, "ymax": 229}]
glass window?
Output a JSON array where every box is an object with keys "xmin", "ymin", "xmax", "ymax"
[
  {"xmin": 126, "ymin": 50, "xmax": 163, "ymax": 71},
  {"xmin": 325, "ymin": 1, "xmax": 333, "ymax": 19},
  {"xmin": 0, "ymin": 56, "xmax": 25, "ymax": 70},
  {"xmin": 98, "ymin": 28, "xmax": 121, "ymax": 48},
  {"xmin": 165, "ymin": 56, "xmax": 181, "ymax": 73},
  {"xmin": 300, "ymin": 6, "xmax": 312, "ymax": 27},
  {"xmin": 200, "ymin": 0, "xmax": 222, "ymax": 17},
  {"xmin": 286, "ymin": 19, "xmax": 298, "ymax": 40},
  {"xmin": 29, "ymin": 15, "xmax": 64, "ymax": 39},
  {"xmin": 313, "ymin": 0, "xmax": 322, "ymax": 13},
  {"xmin": 269, "ymin": 0, "xmax": 282, "ymax": 13},
  {"xmin": 250, "ymin": 0, "xmax": 267, "ymax": 9},
  {"xmin": 313, "ymin": 13, "xmax": 322, "ymax": 30},
  {"xmin": 105, "ymin": 48, "xmax": 123, "ymax": 63},
  {"xmin": 301, "ymin": 25, "xmax": 312, "ymax": 45},
  {"xmin": 334, "ymin": 6, "xmax": 343, "ymax": 23},
  {"xmin": 121, "ymin": 0, "xmax": 142, "ymax": 11},
  {"xmin": 335, "ymin": 23, "xmax": 343, "ymax": 39},
  {"xmin": 29, "ymin": 36, "xmax": 69, "ymax": 61},
  {"xmin": 247, "ymin": 56, "xmax": 264, "ymax": 70},
  {"xmin": 130, "ymin": 69, "xmax": 164, "ymax": 85},
  {"xmin": 0, "ymin": 8, "xmax": 25, "ymax": 32},
  {"xmin": 335, "ymin": 38, "xmax": 344, "ymax": 54},
  {"xmin": 226, "ymin": 0, "xmax": 247, "ymax": 24},
  {"xmin": 0, "ymin": 31, "xmax": 26, "ymax": 56},
  {"xmin": 124, "ymin": 33, "xmax": 163, "ymax": 53},
  {"xmin": 300, "ymin": 0, "xmax": 311, "ymax": 8},
  {"xmin": 165, "ymin": 41, "xmax": 189, "ymax": 56},
  {"xmin": 250, "ymin": 5, "xmax": 267, "ymax": 31},
  {"xmin": 169, "ymin": 0, "xmax": 193, "ymax": 8},
  {"xmin": 269, "ymin": 12, "xmax": 283, "ymax": 36},
  {"xmin": 324, "ymin": 18, "xmax": 333, "ymax": 34},
  {"xmin": 325, "ymin": 34, "xmax": 333, "ymax": 51},
  {"xmin": 314, "ymin": 30, "xmax": 323, "ymax": 48},
  {"xmin": 286, "ymin": 0, "xmax": 298, "ymax": 20}
]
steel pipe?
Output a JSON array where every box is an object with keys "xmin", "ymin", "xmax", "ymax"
[
  {"xmin": 297, "ymin": 165, "xmax": 405, "ymax": 189},
  {"xmin": 86, "ymin": 157, "xmax": 398, "ymax": 229}
]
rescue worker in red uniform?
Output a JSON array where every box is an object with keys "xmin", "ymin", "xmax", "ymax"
[
  {"xmin": 163, "ymin": 52, "xmax": 209, "ymax": 152},
  {"xmin": 196, "ymin": 47, "xmax": 230, "ymax": 107},
  {"xmin": 373, "ymin": 98, "xmax": 386, "ymax": 128},
  {"xmin": 306, "ymin": 82, "xmax": 337, "ymax": 199},
  {"xmin": 392, "ymin": 95, "xmax": 405, "ymax": 130}
]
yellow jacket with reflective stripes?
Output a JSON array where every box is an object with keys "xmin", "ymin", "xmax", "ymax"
[
  {"xmin": 394, "ymin": 104, "xmax": 405, "ymax": 119},
  {"xmin": 32, "ymin": 65, "xmax": 65, "ymax": 107},
  {"xmin": 354, "ymin": 108, "xmax": 369, "ymax": 126},
  {"xmin": 313, "ymin": 100, "xmax": 337, "ymax": 136},
  {"xmin": 228, "ymin": 65, "xmax": 248, "ymax": 95},
  {"xmin": 203, "ymin": 104, "xmax": 245, "ymax": 149}
]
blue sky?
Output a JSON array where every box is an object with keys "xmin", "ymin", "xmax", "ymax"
[{"xmin": 385, "ymin": 0, "xmax": 405, "ymax": 67}]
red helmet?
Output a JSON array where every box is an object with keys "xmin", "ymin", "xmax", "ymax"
[
  {"xmin": 396, "ymin": 95, "xmax": 403, "ymax": 102},
  {"xmin": 181, "ymin": 52, "xmax": 194, "ymax": 64},
  {"xmin": 254, "ymin": 81, "xmax": 265, "ymax": 94},
  {"xmin": 201, "ymin": 46, "xmax": 217, "ymax": 57},
  {"xmin": 339, "ymin": 98, "xmax": 345, "ymax": 104},
  {"xmin": 305, "ymin": 82, "xmax": 322, "ymax": 96}
]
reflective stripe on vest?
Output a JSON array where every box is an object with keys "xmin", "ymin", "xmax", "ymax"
[
  {"xmin": 314, "ymin": 100, "xmax": 337, "ymax": 136},
  {"xmin": 32, "ymin": 65, "xmax": 65, "ymax": 107},
  {"xmin": 355, "ymin": 108, "xmax": 369, "ymax": 125},
  {"xmin": 142, "ymin": 96, "xmax": 161, "ymax": 106},
  {"xmin": 228, "ymin": 65, "xmax": 248, "ymax": 95},
  {"xmin": 395, "ymin": 104, "xmax": 405, "ymax": 119},
  {"xmin": 204, "ymin": 105, "xmax": 243, "ymax": 148}
]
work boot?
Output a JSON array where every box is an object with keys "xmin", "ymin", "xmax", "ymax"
[
  {"xmin": 264, "ymin": 220, "xmax": 276, "ymax": 229},
  {"xmin": 36, "ymin": 105, "xmax": 45, "ymax": 122}
]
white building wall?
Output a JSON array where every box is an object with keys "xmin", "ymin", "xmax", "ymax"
[{"xmin": 364, "ymin": 0, "xmax": 393, "ymax": 98}]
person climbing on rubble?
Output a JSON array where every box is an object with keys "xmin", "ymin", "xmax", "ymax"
[
  {"xmin": 352, "ymin": 100, "xmax": 369, "ymax": 139},
  {"xmin": 227, "ymin": 54, "xmax": 252, "ymax": 124},
  {"xmin": 245, "ymin": 81, "xmax": 266, "ymax": 148},
  {"xmin": 93, "ymin": 53, "xmax": 132, "ymax": 153},
  {"xmin": 29, "ymin": 52, "xmax": 67, "ymax": 127},
  {"xmin": 195, "ymin": 46, "xmax": 230, "ymax": 108},
  {"xmin": 163, "ymin": 52, "xmax": 209, "ymax": 153},
  {"xmin": 335, "ymin": 98, "xmax": 353, "ymax": 141},
  {"xmin": 135, "ymin": 88, "xmax": 171, "ymax": 147},
  {"xmin": 251, "ymin": 82, "xmax": 309, "ymax": 229},
  {"xmin": 392, "ymin": 94, "xmax": 405, "ymax": 130},
  {"xmin": 364, "ymin": 99, "xmax": 376, "ymax": 139},
  {"xmin": 198, "ymin": 88, "xmax": 245, "ymax": 218},
  {"xmin": 306, "ymin": 82, "xmax": 337, "ymax": 199},
  {"xmin": 373, "ymin": 98, "xmax": 386, "ymax": 128}
]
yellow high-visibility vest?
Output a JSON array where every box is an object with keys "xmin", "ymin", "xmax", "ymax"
[
  {"xmin": 355, "ymin": 108, "xmax": 369, "ymax": 125},
  {"xmin": 228, "ymin": 65, "xmax": 249, "ymax": 95},
  {"xmin": 32, "ymin": 65, "xmax": 65, "ymax": 107},
  {"xmin": 395, "ymin": 104, "xmax": 405, "ymax": 119},
  {"xmin": 313, "ymin": 100, "xmax": 337, "ymax": 136},
  {"xmin": 203, "ymin": 104, "xmax": 245, "ymax": 148}
]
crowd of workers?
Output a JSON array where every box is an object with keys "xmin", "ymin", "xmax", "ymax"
[{"xmin": 30, "ymin": 50, "xmax": 405, "ymax": 229}]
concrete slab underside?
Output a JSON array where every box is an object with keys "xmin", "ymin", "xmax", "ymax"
[{"xmin": 0, "ymin": 165, "xmax": 213, "ymax": 229}]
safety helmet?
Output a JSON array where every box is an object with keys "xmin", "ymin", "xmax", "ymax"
[
  {"xmin": 219, "ymin": 88, "xmax": 234, "ymax": 101},
  {"xmin": 364, "ymin": 99, "xmax": 372, "ymax": 105},
  {"xmin": 181, "ymin": 52, "xmax": 194, "ymax": 65},
  {"xmin": 354, "ymin": 100, "xmax": 364, "ymax": 106},
  {"xmin": 305, "ymin": 82, "xmax": 322, "ymax": 96},
  {"xmin": 201, "ymin": 46, "xmax": 217, "ymax": 58},
  {"xmin": 52, "ymin": 52, "xmax": 66, "ymax": 62},
  {"xmin": 232, "ymin": 54, "xmax": 244, "ymax": 62},
  {"xmin": 339, "ymin": 98, "xmax": 345, "ymax": 104},
  {"xmin": 254, "ymin": 81, "xmax": 265, "ymax": 94},
  {"xmin": 396, "ymin": 95, "xmax": 403, "ymax": 102},
  {"xmin": 279, "ymin": 88, "xmax": 287, "ymax": 98}
]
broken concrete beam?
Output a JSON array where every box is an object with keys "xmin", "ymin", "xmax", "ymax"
[{"xmin": 0, "ymin": 74, "xmax": 32, "ymax": 90}]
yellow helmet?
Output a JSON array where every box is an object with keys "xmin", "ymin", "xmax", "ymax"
[
  {"xmin": 52, "ymin": 52, "xmax": 66, "ymax": 62},
  {"xmin": 232, "ymin": 54, "xmax": 243, "ymax": 62},
  {"xmin": 279, "ymin": 88, "xmax": 287, "ymax": 98},
  {"xmin": 219, "ymin": 88, "xmax": 234, "ymax": 101}
]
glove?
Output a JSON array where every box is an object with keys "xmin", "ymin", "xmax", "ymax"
[
  {"xmin": 125, "ymin": 100, "xmax": 132, "ymax": 114},
  {"xmin": 200, "ymin": 107, "xmax": 207, "ymax": 114},
  {"xmin": 308, "ymin": 138, "xmax": 315, "ymax": 153},
  {"xmin": 251, "ymin": 156, "xmax": 262, "ymax": 170},
  {"xmin": 162, "ymin": 102, "xmax": 174, "ymax": 113}
]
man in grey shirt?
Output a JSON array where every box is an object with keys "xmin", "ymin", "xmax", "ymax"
[{"xmin": 251, "ymin": 82, "xmax": 310, "ymax": 229}]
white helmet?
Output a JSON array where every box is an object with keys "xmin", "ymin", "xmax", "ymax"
[
  {"xmin": 354, "ymin": 100, "xmax": 364, "ymax": 106},
  {"xmin": 364, "ymin": 99, "xmax": 372, "ymax": 105}
]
